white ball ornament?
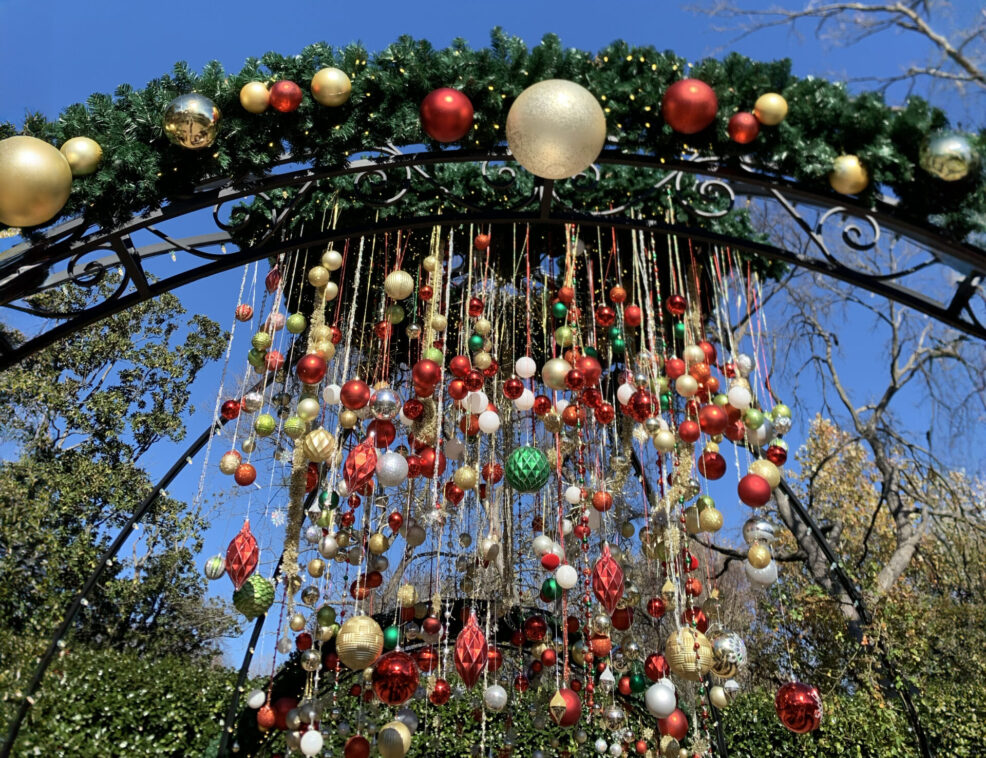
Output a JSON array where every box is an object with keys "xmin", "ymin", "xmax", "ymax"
[
  {"xmin": 299, "ymin": 730, "xmax": 324, "ymax": 757},
  {"xmin": 735, "ymin": 353, "xmax": 754, "ymax": 376},
  {"xmin": 444, "ymin": 437, "xmax": 465, "ymax": 460},
  {"xmin": 533, "ymin": 535, "xmax": 553, "ymax": 556},
  {"xmin": 484, "ymin": 684, "xmax": 509, "ymax": 712},
  {"xmin": 515, "ymin": 356, "xmax": 537, "ymax": 379},
  {"xmin": 376, "ymin": 451, "xmax": 409, "ymax": 487},
  {"xmin": 609, "ymin": 743, "xmax": 623, "ymax": 757},
  {"xmin": 683, "ymin": 344, "xmax": 706, "ymax": 364},
  {"xmin": 562, "ymin": 518, "xmax": 573, "ymax": 536},
  {"xmin": 323, "ymin": 383, "xmax": 342, "ymax": 404},
  {"xmin": 478, "ymin": 410, "xmax": 500, "ymax": 434},
  {"xmin": 555, "ymin": 398, "xmax": 569, "ymax": 415},
  {"xmin": 324, "ymin": 281, "xmax": 339, "ymax": 301},
  {"xmin": 653, "ymin": 429, "xmax": 676, "ymax": 452},
  {"xmin": 595, "ymin": 738, "xmax": 608, "ymax": 754},
  {"xmin": 297, "ymin": 397, "xmax": 321, "ymax": 421},
  {"xmin": 246, "ymin": 689, "xmax": 266, "ymax": 709},
  {"xmin": 745, "ymin": 558, "xmax": 778, "ymax": 586},
  {"xmin": 727, "ymin": 384, "xmax": 752, "ymax": 410},
  {"xmin": 555, "ymin": 564, "xmax": 578, "ymax": 589},
  {"xmin": 513, "ymin": 388, "xmax": 535, "ymax": 411},
  {"xmin": 398, "ymin": 409, "xmax": 414, "ymax": 427},
  {"xmin": 541, "ymin": 357, "xmax": 573, "ymax": 391},
  {"xmin": 465, "ymin": 391, "xmax": 488, "ymax": 414},
  {"xmin": 617, "ymin": 382, "xmax": 635, "ymax": 406},
  {"xmin": 565, "ymin": 485, "xmax": 583, "ymax": 504},
  {"xmin": 645, "ymin": 682, "xmax": 677, "ymax": 718}
]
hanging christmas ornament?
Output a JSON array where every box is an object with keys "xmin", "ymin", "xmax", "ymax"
[
  {"xmin": 738, "ymin": 473, "xmax": 772, "ymax": 507},
  {"xmin": 226, "ymin": 520, "xmax": 259, "ymax": 590},
  {"xmin": 0, "ymin": 136, "xmax": 73, "ymax": 227},
  {"xmin": 377, "ymin": 721, "xmax": 412, "ymax": 758},
  {"xmin": 336, "ymin": 615, "xmax": 384, "ymax": 670},
  {"xmin": 727, "ymin": 112, "xmax": 760, "ymax": 144},
  {"xmin": 504, "ymin": 446, "xmax": 551, "ymax": 492},
  {"xmin": 592, "ymin": 543, "xmax": 625, "ymax": 615},
  {"xmin": 371, "ymin": 651, "xmax": 420, "ymax": 705},
  {"xmin": 384, "ymin": 269, "xmax": 415, "ymax": 300},
  {"xmin": 548, "ymin": 687, "xmax": 582, "ymax": 727},
  {"xmin": 59, "ymin": 136, "xmax": 102, "ymax": 177},
  {"xmin": 311, "ymin": 67, "xmax": 352, "ymax": 106},
  {"xmin": 664, "ymin": 628, "xmax": 714, "ymax": 681},
  {"xmin": 344, "ymin": 735, "xmax": 372, "ymax": 758},
  {"xmin": 657, "ymin": 708, "xmax": 689, "ymax": 741},
  {"xmin": 233, "ymin": 574, "xmax": 275, "ymax": 619},
  {"xmin": 162, "ymin": 94, "xmax": 220, "ymax": 150},
  {"xmin": 829, "ymin": 154, "xmax": 869, "ymax": 195},
  {"xmin": 505, "ymin": 79, "xmax": 607, "ymax": 179},
  {"xmin": 269, "ymin": 80, "xmax": 303, "ymax": 112},
  {"xmin": 775, "ymin": 682, "xmax": 823, "ymax": 733},
  {"xmin": 920, "ymin": 131, "xmax": 980, "ymax": 181},
  {"xmin": 454, "ymin": 611, "xmax": 488, "ymax": 688},
  {"xmin": 239, "ymin": 81, "xmax": 270, "ymax": 113},
  {"xmin": 754, "ymin": 92, "xmax": 788, "ymax": 125},
  {"xmin": 662, "ymin": 79, "xmax": 718, "ymax": 134},
  {"xmin": 204, "ymin": 554, "xmax": 226, "ymax": 580},
  {"xmin": 420, "ymin": 87, "xmax": 474, "ymax": 142},
  {"xmin": 711, "ymin": 632, "xmax": 748, "ymax": 678}
]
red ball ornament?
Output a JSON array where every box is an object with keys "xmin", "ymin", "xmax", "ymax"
[
  {"xmin": 766, "ymin": 444, "xmax": 788, "ymax": 466},
  {"xmin": 235, "ymin": 304, "xmax": 253, "ymax": 321},
  {"xmin": 697, "ymin": 451, "xmax": 726, "ymax": 480},
  {"xmin": 558, "ymin": 285, "xmax": 575, "ymax": 304},
  {"xmin": 646, "ymin": 597, "xmax": 667, "ymax": 620},
  {"xmin": 414, "ymin": 645, "xmax": 439, "ymax": 672},
  {"xmin": 371, "ymin": 651, "xmax": 419, "ymax": 705},
  {"xmin": 272, "ymin": 696, "xmax": 299, "ymax": 731},
  {"xmin": 421, "ymin": 615, "xmax": 441, "ymax": 634},
  {"xmin": 775, "ymin": 682, "xmax": 823, "ymax": 733},
  {"xmin": 575, "ymin": 356, "xmax": 602, "ymax": 386},
  {"xmin": 541, "ymin": 648, "xmax": 557, "ymax": 667},
  {"xmin": 699, "ymin": 340, "xmax": 717, "ymax": 364},
  {"xmin": 343, "ymin": 735, "xmax": 372, "ymax": 758},
  {"xmin": 429, "ymin": 678, "xmax": 452, "ymax": 705},
  {"xmin": 482, "ymin": 462, "xmax": 504, "ymax": 483},
  {"xmin": 723, "ymin": 419, "xmax": 746, "ymax": 442},
  {"xmin": 449, "ymin": 354, "xmax": 471, "ymax": 379},
  {"xmin": 418, "ymin": 284, "xmax": 434, "ymax": 301},
  {"xmin": 523, "ymin": 614, "xmax": 548, "ymax": 642},
  {"xmin": 234, "ymin": 463, "xmax": 257, "ymax": 486},
  {"xmin": 340, "ymin": 379, "xmax": 371, "ymax": 410},
  {"xmin": 444, "ymin": 481, "xmax": 465, "ymax": 505},
  {"xmin": 541, "ymin": 552, "xmax": 561, "ymax": 570},
  {"xmin": 635, "ymin": 740, "xmax": 648, "ymax": 755},
  {"xmin": 609, "ymin": 285, "xmax": 627, "ymax": 304},
  {"xmin": 644, "ymin": 652, "xmax": 671, "ymax": 681},
  {"xmin": 514, "ymin": 673, "xmax": 530, "ymax": 692},
  {"xmin": 296, "ymin": 632, "xmax": 313, "ymax": 651},
  {"xmin": 502, "ymin": 377, "xmax": 524, "ymax": 400},
  {"xmin": 624, "ymin": 304, "xmax": 642, "ymax": 328},
  {"xmin": 448, "ymin": 379, "xmax": 468, "ymax": 401},
  {"xmin": 666, "ymin": 294, "xmax": 687, "ymax": 316},
  {"xmin": 685, "ymin": 576, "xmax": 703, "ymax": 597},
  {"xmin": 618, "ymin": 675, "xmax": 633, "ymax": 696},
  {"xmin": 728, "ymin": 111, "xmax": 760, "ymax": 144},
  {"xmin": 698, "ymin": 404, "xmax": 728, "ymax": 435},
  {"xmin": 269, "ymin": 80, "xmax": 303, "ymax": 113},
  {"xmin": 464, "ymin": 369, "xmax": 485, "ymax": 392},
  {"xmin": 627, "ymin": 390, "xmax": 656, "ymax": 422},
  {"xmin": 305, "ymin": 464, "xmax": 320, "ymax": 493},
  {"xmin": 468, "ymin": 297, "xmax": 484, "ymax": 318},
  {"xmin": 665, "ymin": 357, "xmax": 686, "ymax": 380},
  {"xmin": 257, "ymin": 704, "xmax": 276, "ymax": 730},
  {"xmin": 532, "ymin": 395, "xmax": 552, "ymax": 416},
  {"xmin": 611, "ymin": 606, "xmax": 634, "ymax": 631},
  {"xmin": 474, "ymin": 233, "xmax": 491, "ymax": 251},
  {"xmin": 738, "ymin": 473, "xmax": 773, "ymax": 506},
  {"xmin": 662, "ymin": 79, "xmax": 718, "ymax": 134},
  {"xmin": 264, "ymin": 350, "xmax": 285, "ymax": 372},
  {"xmin": 549, "ymin": 687, "xmax": 582, "ymax": 727},
  {"xmin": 420, "ymin": 88, "xmax": 474, "ymax": 142},
  {"xmin": 221, "ymin": 399, "xmax": 241, "ymax": 420},
  {"xmin": 417, "ymin": 446, "xmax": 446, "ymax": 478},
  {"xmin": 595, "ymin": 305, "xmax": 616, "ymax": 327},
  {"xmin": 595, "ymin": 402, "xmax": 615, "ymax": 424},
  {"xmin": 486, "ymin": 646, "xmax": 504, "ymax": 673},
  {"xmin": 565, "ymin": 369, "xmax": 585, "ymax": 391},
  {"xmin": 678, "ymin": 420, "xmax": 701, "ymax": 443},
  {"xmin": 591, "ymin": 490, "xmax": 613, "ymax": 512},
  {"xmin": 412, "ymin": 358, "xmax": 443, "ymax": 387},
  {"xmin": 367, "ymin": 419, "xmax": 395, "ymax": 447},
  {"xmin": 402, "ymin": 397, "xmax": 424, "ymax": 420},
  {"xmin": 658, "ymin": 708, "xmax": 689, "ymax": 741},
  {"xmin": 296, "ymin": 353, "xmax": 327, "ymax": 385}
]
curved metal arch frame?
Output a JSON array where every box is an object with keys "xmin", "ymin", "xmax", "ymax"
[{"xmin": 1, "ymin": 145, "xmax": 984, "ymax": 373}]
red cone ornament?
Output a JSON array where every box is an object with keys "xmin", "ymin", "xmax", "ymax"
[{"xmin": 344, "ymin": 437, "xmax": 379, "ymax": 493}]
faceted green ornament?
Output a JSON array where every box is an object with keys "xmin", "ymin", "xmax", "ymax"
[
  {"xmin": 504, "ymin": 446, "xmax": 551, "ymax": 493},
  {"xmin": 541, "ymin": 577, "xmax": 561, "ymax": 602},
  {"xmin": 233, "ymin": 574, "xmax": 275, "ymax": 620},
  {"xmin": 383, "ymin": 624, "xmax": 401, "ymax": 650}
]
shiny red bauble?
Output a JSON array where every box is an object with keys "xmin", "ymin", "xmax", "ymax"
[
  {"xmin": 666, "ymin": 294, "xmax": 687, "ymax": 316},
  {"xmin": 264, "ymin": 350, "xmax": 285, "ymax": 372},
  {"xmin": 221, "ymin": 399, "xmax": 241, "ymax": 420},
  {"xmin": 343, "ymin": 735, "xmax": 372, "ymax": 758},
  {"xmin": 592, "ymin": 490, "xmax": 613, "ymax": 512},
  {"xmin": 420, "ymin": 88, "xmax": 474, "ymax": 142},
  {"xmin": 611, "ymin": 606, "xmax": 633, "ymax": 631},
  {"xmin": 367, "ymin": 419, "xmax": 395, "ymax": 447},
  {"xmin": 609, "ymin": 285, "xmax": 627, "ymax": 304},
  {"xmin": 558, "ymin": 285, "xmax": 575, "ymax": 304},
  {"xmin": 697, "ymin": 450, "xmax": 726, "ymax": 480},
  {"xmin": 458, "ymin": 413, "xmax": 479, "ymax": 437},
  {"xmin": 678, "ymin": 420, "xmax": 701, "ymax": 443},
  {"xmin": 296, "ymin": 353, "xmax": 327, "ymax": 385},
  {"xmin": 417, "ymin": 447, "xmax": 446, "ymax": 478},
  {"xmin": 698, "ymin": 404, "xmax": 728, "ymax": 435},
  {"xmin": 418, "ymin": 284, "xmax": 434, "ymax": 301},
  {"xmin": 468, "ymin": 297, "xmax": 484, "ymax": 317},
  {"xmin": 646, "ymin": 597, "xmax": 667, "ymax": 619},
  {"xmin": 644, "ymin": 652, "xmax": 671, "ymax": 681},
  {"xmin": 532, "ymin": 395, "xmax": 552, "ymax": 416},
  {"xmin": 562, "ymin": 405, "xmax": 585, "ymax": 427},
  {"xmin": 565, "ymin": 368, "xmax": 585, "ymax": 391},
  {"xmin": 575, "ymin": 355, "xmax": 602, "ymax": 385},
  {"xmin": 685, "ymin": 576, "xmax": 703, "ymax": 597},
  {"xmin": 448, "ymin": 379, "xmax": 468, "ymax": 401},
  {"xmin": 474, "ymin": 233, "xmax": 491, "ymax": 250},
  {"xmin": 464, "ymin": 369, "xmax": 485, "ymax": 392},
  {"xmin": 775, "ymin": 682, "xmax": 823, "ymax": 733},
  {"xmin": 449, "ymin": 354, "xmax": 471, "ymax": 378},
  {"xmin": 738, "ymin": 472, "xmax": 773, "ymax": 506},
  {"xmin": 618, "ymin": 675, "xmax": 633, "ymax": 696},
  {"xmin": 486, "ymin": 646, "xmax": 503, "ymax": 673},
  {"xmin": 627, "ymin": 390, "xmax": 656, "ymax": 422},
  {"xmin": 402, "ymin": 397, "xmax": 424, "ymax": 420},
  {"xmin": 550, "ymin": 687, "xmax": 582, "ymax": 727},
  {"xmin": 234, "ymin": 463, "xmax": 257, "ymax": 486},
  {"xmin": 414, "ymin": 645, "xmax": 439, "ymax": 672},
  {"xmin": 723, "ymin": 419, "xmax": 747, "ymax": 442},
  {"xmin": 766, "ymin": 444, "xmax": 788, "ymax": 466},
  {"xmin": 682, "ymin": 607, "xmax": 709, "ymax": 634},
  {"xmin": 635, "ymin": 739, "xmax": 649, "ymax": 755},
  {"xmin": 269, "ymin": 80, "xmax": 303, "ymax": 112},
  {"xmin": 665, "ymin": 357, "xmax": 686, "ymax": 380},
  {"xmin": 444, "ymin": 482, "xmax": 465, "ymax": 505},
  {"xmin": 658, "ymin": 707, "xmax": 689, "ymax": 740},
  {"xmin": 523, "ymin": 614, "xmax": 548, "ymax": 642},
  {"xmin": 541, "ymin": 648, "xmax": 557, "ymax": 667},
  {"xmin": 296, "ymin": 631, "xmax": 313, "ymax": 651},
  {"xmin": 256, "ymin": 704, "xmax": 276, "ymax": 730},
  {"xmin": 728, "ymin": 111, "xmax": 760, "ymax": 144},
  {"xmin": 371, "ymin": 651, "xmax": 420, "ymax": 705},
  {"xmin": 595, "ymin": 402, "xmax": 615, "ymax": 424},
  {"xmin": 482, "ymin": 462, "xmax": 503, "ymax": 483},
  {"xmin": 595, "ymin": 305, "xmax": 616, "ymax": 327},
  {"xmin": 514, "ymin": 674, "xmax": 530, "ymax": 692},
  {"xmin": 412, "ymin": 358, "xmax": 443, "ymax": 387},
  {"xmin": 662, "ymin": 79, "xmax": 718, "ymax": 134},
  {"xmin": 502, "ymin": 377, "xmax": 524, "ymax": 400},
  {"xmin": 624, "ymin": 304, "xmax": 642, "ymax": 328},
  {"xmin": 340, "ymin": 379, "xmax": 371, "ymax": 410},
  {"xmin": 699, "ymin": 340, "xmax": 717, "ymax": 363}
]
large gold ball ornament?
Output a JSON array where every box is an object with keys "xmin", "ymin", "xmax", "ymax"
[
  {"xmin": 506, "ymin": 79, "xmax": 607, "ymax": 180},
  {"xmin": 748, "ymin": 458, "xmax": 780, "ymax": 489},
  {"xmin": 747, "ymin": 541, "xmax": 772, "ymax": 569},
  {"xmin": 219, "ymin": 452, "xmax": 241, "ymax": 475},
  {"xmin": 0, "ymin": 136, "xmax": 73, "ymax": 227},
  {"xmin": 753, "ymin": 93, "xmax": 788, "ymax": 126},
  {"xmin": 377, "ymin": 720, "xmax": 412, "ymax": 758},
  {"xmin": 472, "ymin": 351, "xmax": 492, "ymax": 370},
  {"xmin": 239, "ymin": 81, "xmax": 270, "ymax": 114},
  {"xmin": 829, "ymin": 154, "xmax": 869, "ymax": 195},
  {"xmin": 397, "ymin": 583, "xmax": 418, "ymax": 608},
  {"xmin": 59, "ymin": 137, "xmax": 102, "ymax": 177},
  {"xmin": 368, "ymin": 532, "xmax": 389, "ymax": 555},
  {"xmin": 384, "ymin": 269, "xmax": 415, "ymax": 300},
  {"xmin": 307, "ymin": 558, "xmax": 326, "ymax": 578},
  {"xmin": 699, "ymin": 506, "xmax": 724, "ymax": 533},
  {"xmin": 302, "ymin": 427, "xmax": 336, "ymax": 462},
  {"xmin": 162, "ymin": 94, "xmax": 220, "ymax": 150},
  {"xmin": 339, "ymin": 409, "xmax": 358, "ymax": 428},
  {"xmin": 311, "ymin": 67, "xmax": 353, "ymax": 107},
  {"xmin": 541, "ymin": 357, "xmax": 573, "ymax": 391},
  {"xmin": 336, "ymin": 615, "xmax": 384, "ymax": 670},
  {"xmin": 453, "ymin": 465, "xmax": 478, "ymax": 490},
  {"xmin": 920, "ymin": 132, "xmax": 980, "ymax": 181},
  {"xmin": 308, "ymin": 265, "xmax": 330, "ymax": 288},
  {"xmin": 664, "ymin": 628, "xmax": 714, "ymax": 681},
  {"xmin": 710, "ymin": 685, "xmax": 729, "ymax": 710}
]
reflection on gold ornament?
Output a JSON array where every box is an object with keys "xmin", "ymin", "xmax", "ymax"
[
  {"xmin": 377, "ymin": 720, "xmax": 411, "ymax": 758},
  {"xmin": 311, "ymin": 67, "xmax": 352, "ymax": 107},
  {"xmin": 0, "ymin": 136, "xmax": 73, "ymax": 227},
  {"xmin": 829, "ymin": 154, "xmax": 869, "ymax": 195},
  {"xmin": 60, "ymin": 137, "xmax": 102, "ymax": 176},
  {"xmin": 162, "ymin": 94, "xmax": 220, "ymax": 150},
  {"xmin": 748, "ymin": 542, "xmax": 772, "ymax": 569},
  {"xmin": 753, "ymin": 93, "xmax": 788, "ymax": 126},
  {"xmin": 920, "ymin": 132, "xmax": 979, "ymax": 181},
  {"xmin": 239, "ymin": 81, "xmax": 270, "ymax": 114}
]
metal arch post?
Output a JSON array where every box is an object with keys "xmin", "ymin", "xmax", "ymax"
[{"xmin": 0, "ymin": 376, "xmax": 268, "ymax": 758}]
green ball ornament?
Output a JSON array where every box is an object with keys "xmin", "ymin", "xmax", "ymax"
[
  {"xmin": 743, "ymin": 408, "xmax": 764, "ymax": 430},
  {"xmin": 611, "ymin": 337, "xmax": 626, "ymax": 355},
  {"xmin": 554, "ymin": 325, "xmax": 574, "ymax": 347},
  {"xmin": 283, "ymin": 415, "xmax": 306, "ymax": 440},
  {"xmin": 541, "ymin": 577, "xmax": 561, "ymax": 601},
  {"xmin": 251, "ymin": 331, "xmax": 272, "ymax": 351},
  {"xmin": 254, "ymin": 413, "xmax": 276, "ymax": 437},
  {"xmin": 697, "ymin": 494, "xmax": 715, "ymax": 510},
  {"xmin": 383, "ymin": 625, "xmax": 401, "ymax": 650},
  {"xmin": 713, "ymin": 393, "xmax": 729, "ymax": 407},
  {"xmin": 629, "ymin": 672, "xmax": 648, "ymax": 693},
  {"xmin": 673, "ymin": 322, "xmax": 686, "ymax": 338},
  {"xmin": 233, "ymin": 575, "xmax": 275, "ymax": 620},
  {"xmin": 247, "ymin": 348, "xmax": 266, "ymax": 368},
  {"xmin": 317, "ymin": 605, "xmax": 337, "ymax": 626},
  {"xmin": 659, "ymin": 392, "xmax": 671, "ymax": 410},
  {"xmin": 468, "ymin": 334, "xmax": 485, "ymax": 353},
  {"xmin": 583, "ymin": 345, "xmax": 599, "ymax": 358},
  {"xmin": 504, "ymin": 446, "xmax": 551, "ymax": 493},
  {"xmin": 286, "ymin": 313, "xmax": 307, "ymax": 334},
  {"xmin": 772, "ymin": 403, "xmax": 792, "ymax": 420},
  {"xmin": 316, "ymin": 509, "xmax": 333, "ymax": 528},
  {"xmin": 204, "ymin": 554, "xmax": 226, "ymax": 580},
  {"xmin": 423, "ymin": 347, "xmax": 444, "ymax": 363},
  {"xmin": 608, "ymin": 325, "xmax": 622, "ymax": 341},
  {"xmin": 552, "ymin": 301, "xmax": 569, "ymax": 320},
  {"xmin": 386, "ymin": 305, "xmax": 405, "ymax": 324}
]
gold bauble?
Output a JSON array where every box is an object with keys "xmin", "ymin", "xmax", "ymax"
[
  {"xmin": 453, "ymin": 465, "xmax": 478, "ymax": 490},
  {"xmin": 239, "ymin": 81, "xmax": 270, "ymax": 114},
  {"xmin": 747, "ymin": 542, "xmax": 772, "ymax": 569},
  {"xmin": 829, "ymin": 154, "xmax": 869, "ymax": 195},
  {"xmin": 60, "ymin": 137, "xmax": 102, "ymax": 177},
  {"xmin": 430, "ymin": 314, "xmax": 448, "ymax": 332},
  {"xmin": 339, "ymin": 409, "xmax": 358, "ymax": 428},
  {"xmin": 710, "ymin": 685, "xmax": 729, "ymax": 710},
  {"xmin": 397, "ymin": 583, "xmax": 418, "ymax": 608},
  {"xmin": 753, "ymin": 93, "xmax": 788, "ymax": 126},
  {"xmin": 311, "ymin": 67, "xmax": 353, "ymax": 107},
  {"xmin": 422, "ymin": 255, "xmax": 439, "ymax": 272},
  {"xmin": 302, "ymin": 427, "xmax": 336, "ymax": 462},
  {"xmin": 336, "ymin": 615, "xmax": 384, "ymax": 670},
  {"xmin": 699, "ymin": 506, "xmax": 724, "ymax": 533},
  {"xmin": 474, "ymin": 318, "xmax": 492, "ymax": 336},
  {"xmin": 307, "ymin": 558, "xmax": 326, "ymax": 578},
  {"xmin": 310, "ymin": 324, "xmax": 332, "ymax": 342},
  {"xmin": 308, "ymin": 265, "xmax": 330, "ymax": 287},
  {"xmin": 324, "ymin": 281, "xmax": 339, "ymax": 301},
  {"xmin": 472, "ymin": 351, "xmax": 492, "ymax": 370},
  {"xmin": 219, "ymin": 452, "xmax": 240, "ymax": 475},
  {"xmin": 384, "ymin": 269, "xmax": 415, "ymax": 300},
  {"xmin": 684, "ymin": 506, "xmax": 700, "ymax": 535},
  {"xmin": 377, "ymin": 720, "xmax": 412, "ymax": 758},
  {"xmin": 543, "ymin": 411, "xmax": 563, "ymax": 433},
  {"xmin": 541, "ymin": 357, "xmax": 573, "ymax": 391},
  {"xmin": 368, "ymin": 532, "xmax": 389, "ymax": 555},
  {"xmin": 664, "ymin": 628, "xmax": 714, "ymax": 681},
  {"xmin": 0, "ymin": 136, "xmax": 73, "ymax": 227},
  {"xmin": 506, "ymin": 79, "xmax": 607, "ymax": 179},
  {"xmin": 748, "ymin": 458, "xmax": 780, "ymax": 489},
  {"xmin": 289, "ymin": 612, "xmax": 307, "ymax": 632},
  {"xmin": 317, "ymin": 624, "xmax": 336, "ymax": 642},
  {"xmin": 162, "ymin": 94, "xmax": 220, "ymax": 150},
  {"xmin": 659, "ymin": 736, "xmax": 680, "ymax": 758},
  {"xmin": 322, "ymin": 247, "xmax": 343, "ymax": 270}
]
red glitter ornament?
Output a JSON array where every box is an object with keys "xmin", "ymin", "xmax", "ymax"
[
  {"xmin": 235, "ymin": 304, "xmax": 253, "ymax": 321},
  {"xmin": 444, "ymin": 481, "xmax": 465, "ymax": 505},
  {"xmin": 269, "ymin": 80, "xmax": 303, "ymax": 112},
  {"xmin": 775, "ymin": 682, "xmax": 823, "ymax": 733},
  {"xmin": 464, "ymin": 369, "xmax": 484, "ymax": 392},
  {"xmin": 454, "ymin": 611, "xmax": 488, "ymax": 688},
  {"xmin": 420, "ymin": 88, "xmax": 474, "ymax": 142},
  {"xmin": 576, "ymin": 355, "xmax": 602, "ymax": 385},
  {"xmin": 264, "ymin": 350, "xmax": 285, "ymax": 372},
  {"xmin": 609, "ymin": 285, "xmax": 627, "ymax": 304},
  {"xmin": 402, "ymin": 397, "xmax": 424, "ymax": 420},
  {"xmin": 524, "ymin": 614, "xmax": 548, "ymax": 641},
  {"xmin": 728, "ymin": 112, "xmax": 760, "ymax": 144},
  {"xmin": 221, "ymin": 399, "xmax": 241, "ymax": 420},
  {"xmin": 296, "ymin": 353, "xmax": 327, "ymax": 385},
  {"xmin": 340, "ymin": 379, "xmax": 371, "ymax": 410},
  {"xmin": 430, "ymin": 678, "xmax": 452, "ymax": 705},
  {"xmin": 624, "ymin": 304, "xmax": 642, "ymax": 328},
  {"xmin": 502, "ymin": 377, "xmax": 524, "ymax": 400},
  {"xmin": 738, "ymin": 473, "xmax": 773, "ymax": 506},
  {"xmin": 596, "ymin": 403, "xmax": 615, "ymax": 424},
  {"xmin": 344, "ymin": 437, "xmax": 378, "ymax": 493},
  {"xmin": 532, "ymin": 395, "xmax": 552, "ymax": 416},
  {"xmin": 418, "ymin": 284, "xmax": 434, "ymax": 301},
  {"xmin": 234, "ymin": 462, "xmax": 257, "ymax": 486},
  {"xmin": 257, "ymin": 704, "xmax": 276, "ymax": 730},
  {"xmin": 627, "ymin": 390, "xmax": 656, "ymax": 422},
  {"xmin": 646, "ymin": 597, "xmax": 667, "ymax": 620},
  {"xmin": 592, "ymin": 543, "xmax": 625, "ymax": 615},
  {"xmin": 474, "ymin": 233, "xmax": 491, "ymax": 251},
  {"xmin": 592, "ymin": 491, "xmax": 613, "ymax": 512},
  {"xmin": 371, "ymin": 651, "xmax": 419, "ymax": 705},
  {"xmin": 549, "ymin": 687, "xmax": 582, "ymax": 727},
  {"xmin": 482, "ymin": 462, "xmax": 503, "ymax": 483},
  {"xmin": 662, "ymin": 79, "xmax": 718, "ymax": 134},
  {"xmin": 658, "ymin": 708, "xmax": 689, "ymax": 740},
  {"xmin": 514, "ymin": 673, "xmax": 530, "ymax": 692},
  {"xmin": 595, "ymin": 305, "xmax": 616, "ymax": 327}
]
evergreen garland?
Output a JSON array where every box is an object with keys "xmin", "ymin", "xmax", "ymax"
[{"xmin": 3, "ymin": 28, "xmax": 984, "ymax": 241}]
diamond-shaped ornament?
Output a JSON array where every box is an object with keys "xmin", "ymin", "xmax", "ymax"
[
  {"xmin": 302, "ymin": 427, "xmax": 336, "ymax": 462},
  {"xmin": 226, "ymin": 519, "xmax": 259, "ymax": 590},
  {"xmin": 344, "ymin": 436, "xmax": 378, "ymax": 492},
  {"xmin": 454, "ymin": 610, "xmax": 488, "ymax": 688},
  {"xmin": 592, "ymin": 542, "xmax": 624, "ymax": 615},
  {"xmin": 504, "ymin": 446, "xmax": 551, "ymax": 493}
]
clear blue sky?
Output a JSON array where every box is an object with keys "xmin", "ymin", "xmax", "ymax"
[{"xmin": 1, "ymin": 0, "xmax": 982, "ymax": 667}]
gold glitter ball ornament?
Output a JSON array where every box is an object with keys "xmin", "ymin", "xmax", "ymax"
[
  {"xmin": 0, "ymin": 136, "xmax": 73, "ymax": 227},
  {"xmin": 311, "ymin": 67, "xmax": 352, "ymax": 107},
  {"xmin": 664, "ymin": 627, "xmax": 714, "ymax": 681},
  {"xmin": 506, "ymin": 79, "xmax": 607, "ymax": 180},
  {"xmin": 747, "ymin": 541, "xmax": 772, "ymax": 569},
  {"xmin": 162, "ymin": 94, "xmax": 220, "ymax": 150},
  {"xmin": 60, "ymin": 136, "xmax": 103, "ymax": 176},
  {"xmin": 336, "ymin": 615, "xmax": 384, "ymax": 670}
]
